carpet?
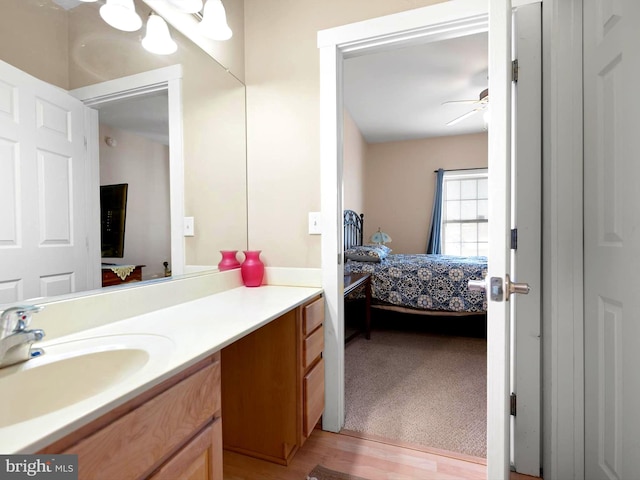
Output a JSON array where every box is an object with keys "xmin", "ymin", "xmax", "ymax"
[
  {"xmin": 344, "ymin": 326, "xmax": 487, "ymax": 458},
  {"xmin": 306, "ymin": 465, "xmax": 369, "ymax": 480}
]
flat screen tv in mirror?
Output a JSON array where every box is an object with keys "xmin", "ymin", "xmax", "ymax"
[{"xmin": 101, "ymin": 184, "xmax": 128, "ymax": 258}]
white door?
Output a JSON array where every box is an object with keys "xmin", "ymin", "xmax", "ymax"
[
  {"xmin": 511, "ymin": 3, "xmax": 542, "ymax": 477},
  {"xmin": 0, "ymin": 60, "xmax": 97, "ymax": 304},
  {"xmin": 584, "ymin": 0, "xmax": 640, "ymax": 478},
  {"xmin": 485, "ymin": 0, "xmax": 527, "ymax": 478}
]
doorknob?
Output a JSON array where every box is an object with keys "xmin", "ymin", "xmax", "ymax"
[
  {"xmin": 468, "ymin": 277, "xmax": 505, "ymax": 301},
  {"xmin": 505, "ymin": 274, "xmax": 530, "ymax": 301},
  {"xmin": 468, "ymin": 279, "xmax": 486, "ymax": 292},
  {"xmin": 468, "ymin": 275, "xmax": 529, "ymax": 302}
]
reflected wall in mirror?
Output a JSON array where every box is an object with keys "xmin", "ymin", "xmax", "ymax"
[{"xmin": 0, "ymin": 0, "xmax": 247, "ymax": 306}]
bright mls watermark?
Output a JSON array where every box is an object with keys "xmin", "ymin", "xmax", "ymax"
[{"xmin": 0, "ymin": 455, "xmax": 77, "ymax": 479}]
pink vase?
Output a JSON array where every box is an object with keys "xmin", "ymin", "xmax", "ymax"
[
  {"xmin": 218, "ymin": 250, "xmax": 241, "ymax": 271},
  {"xmin": 241, "ymin": 250, "xmax": 264, "ymax": 287}
]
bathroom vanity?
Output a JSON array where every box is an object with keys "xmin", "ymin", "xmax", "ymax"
[{"xmin": 0, "ymin": 273, "xmax": 323, "ymax": 480}]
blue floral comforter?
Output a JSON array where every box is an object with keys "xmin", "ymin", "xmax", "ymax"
[{"xmin": 346, "ymin": 254, "xmax": 488, "ymax": 313}]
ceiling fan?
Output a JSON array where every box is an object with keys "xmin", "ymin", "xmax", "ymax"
[{"xmin": 443, "ymin": 88, "xmax": 489, "ymax": 126}]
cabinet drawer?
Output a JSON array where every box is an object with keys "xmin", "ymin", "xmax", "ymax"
[
  {"xmin": 303, "ymin": 358, "xmax": 324, "ymax": 438},
  {"xmin": 149, "ymin": 419, "xmax": 222, "ymax": 480},
  {"xmin": 65, "ymin": 361, "xmax": 220, "ymax": 480},
  {"xmin": 303, "ymin": 297, "xmax": 324, "ymax": 336},
  {"xmin": 303, "ymin": 325, "xmax": 323, "ymax": 369}
]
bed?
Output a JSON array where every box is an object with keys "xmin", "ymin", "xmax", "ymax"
[{"xmin": 343, "ymin": 210, "xmax": 487, "ymax": 316}]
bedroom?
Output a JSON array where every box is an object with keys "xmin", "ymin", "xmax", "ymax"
[{"xmin": 341, "ymin": 31, "xmax": 490, "ymax": 459}]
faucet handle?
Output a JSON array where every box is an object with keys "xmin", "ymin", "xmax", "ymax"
[{"xmin": 0, "ymin": 305, "xmax": 44, "ymax": 335}]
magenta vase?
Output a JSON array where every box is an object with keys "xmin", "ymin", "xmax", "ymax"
[
  {"xmin": 218, "ymin": 250, "xmax": 241, "ymax": 271},
  {"xmin": 241, "ymin": 250, "xmax": 264, "ymax": 287}
]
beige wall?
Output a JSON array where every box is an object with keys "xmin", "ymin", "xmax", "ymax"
[
  {"xmin": 100, "ymin": 124, "xmax": 171, "ymax": 280},
  {"xmin": 343, "ymin": 110, "xmax": 366, "ymax": 215},
  {"xmin": 244, "ymin": 0, "xmax": 445, "ymax": 268},
  {"xmin": 365, "ymin": 133, "xmax": 488, "ymax": 254},
  {"xmin": 0, "ymin": 0, "xmax": 69, "ymax": 89},
  {"xmin": 0, "ymin": 0, "xmax": 248, "ymax": 271}
]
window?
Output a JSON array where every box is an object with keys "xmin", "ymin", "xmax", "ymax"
[{"xmin": 441, "ymin": 169, "xmax": 488, "ymax": 256}]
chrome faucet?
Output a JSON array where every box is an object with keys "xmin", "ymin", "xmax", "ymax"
[{"xmin": 0, "ymin": 305, "xmax": 45, "ymax": 368}]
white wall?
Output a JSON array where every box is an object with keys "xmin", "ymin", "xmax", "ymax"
[{"xmin": 100, "ymin": 124, "xmax": 171, "ymax": 280}]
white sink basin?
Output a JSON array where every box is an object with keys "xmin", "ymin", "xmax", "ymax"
[{"xmin": 0, "ymin": 334, "xmax": 174, "ymax": 427}]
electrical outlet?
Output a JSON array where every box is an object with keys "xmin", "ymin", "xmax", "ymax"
[
  {"xmin": 184, "ymin": 217, "xmax": 195, "ymax": 236},
  {"xmin": 308, "ymin": 212, "xmax": 322, "ymax": 234}
]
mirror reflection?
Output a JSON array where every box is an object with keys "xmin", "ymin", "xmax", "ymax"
[{"xmin": 0, "ymin": 0, "xmax": 247, "ymax": 306}]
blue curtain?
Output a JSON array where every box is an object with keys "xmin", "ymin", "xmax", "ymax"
[{"xmin": 426, "ymin": 168, "xmax": 444, "ymax": 254}]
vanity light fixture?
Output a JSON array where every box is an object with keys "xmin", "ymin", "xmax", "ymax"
[
  {"xmin": 142, "ymin": 13, "xmax": 178, "ymax": 55},
  {"xmin": 198, "ymin": 0, "xmax": 232, "ymax": 41},
  {"xmin": 164, "ymin": 0, "xmax": 203, "ymax": 13},
  {"xmin": 100, "ymin": 0, "xmax": 143, "ymax": 32}
]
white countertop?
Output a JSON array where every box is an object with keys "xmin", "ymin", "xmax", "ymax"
[{"xmin": 0, "ymin": 285, "xmax": 322, "ymax": 454}]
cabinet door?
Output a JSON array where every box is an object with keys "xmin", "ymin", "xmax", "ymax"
[
  {"xmin": 303, "ymin": 358, "xmax": 324, "ymax": 438},
  {"xmin": 149, "ymin": 420, "xmax": 222, "ymax": 480}
]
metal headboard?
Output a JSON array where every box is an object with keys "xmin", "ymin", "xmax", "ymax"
[{"xmin": 343, "ymin": 210, "xmax": 364, "ymax": 250}]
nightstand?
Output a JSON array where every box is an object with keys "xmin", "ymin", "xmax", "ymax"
[{"xmin": 344, "ymin": 272, "xmax": 372, "ymax": 341}]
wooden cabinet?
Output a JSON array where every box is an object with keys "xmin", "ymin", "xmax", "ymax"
[
  {"xmin": 39, "ymin": 354, "xmax": 222, "ymax": 480},
  {"xmin": 221, "ymin": 295, "xmax": 324, "ymax": 465},
  {"xmin": 101, "ymin": 265, "xmax": 145, "ymax": 287}
]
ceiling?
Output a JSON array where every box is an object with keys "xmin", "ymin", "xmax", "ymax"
[
  {"xmin": 96, "ymin": 91, "xmax": 170, "ymax": 146},
  {"xmin": 343, "ymin": 31, "xmax": 489, "ymax": 144}
]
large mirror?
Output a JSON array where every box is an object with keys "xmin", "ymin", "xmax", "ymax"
[{"xmin": 0, "ymin": 0, "xmax": 247, "ymax": 306}]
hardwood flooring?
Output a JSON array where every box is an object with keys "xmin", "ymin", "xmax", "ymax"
[{"xmin": 223, "ymin": 429, "xmax": 542, "ymax": 480}]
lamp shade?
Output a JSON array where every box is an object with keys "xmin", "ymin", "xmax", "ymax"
[
  {"xmin": 165, "ymin": 0, "xmax": 203, "ymax": 13},
  {"xmin": 100, "ymin": 0, "xmax": 142, "ymax": 32},
  {"xmin": 370, "ymin": 228, "xmax": 392, "ymax": 245},
  {"xmin": 142, "ymin": 14, "xmax": 178, "ymax": 55},
  {"xmin": 198, "ymin": 0, "xmax": 232, "ymax": 41}
]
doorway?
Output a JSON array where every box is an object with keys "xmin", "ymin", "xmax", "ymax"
[
  {"xmin": 340, "ymin": 30, "xmax": 490, "ymax": 460},
  {"xmin": 71, "ymin": 65, "xmax": 185, "ymax": 278},
  {"xmin": 318, "ymin": 0, "xmax": 491, "ymax": 440}
]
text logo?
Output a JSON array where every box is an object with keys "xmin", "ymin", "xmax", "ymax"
[{"xmin": 0, "ymin": 455, "xmax": 78, "ymax": 480}]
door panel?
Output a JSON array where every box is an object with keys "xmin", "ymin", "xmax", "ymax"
[
  {"xmin": 511, "ymin": 3, "xmax": 542, "ymax": 476},
  {"xmin": 487, "ymin": 0, "xmax": 513, "ymax": 478},
  {"xmin": 584, "ymin": 0, "xmax": 640, "ymax": 478},
  {"xmin": 0, "ymin": 59, "xmax": 94, "ymax": 304}
]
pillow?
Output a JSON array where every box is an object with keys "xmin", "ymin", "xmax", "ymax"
[
  {"xmin": 364, "ymin": 243, "xmax": 392, "ymax": 255},
  {"xmin": 344, "ymin": 244, "xmax": 391, "ymax": 263}
]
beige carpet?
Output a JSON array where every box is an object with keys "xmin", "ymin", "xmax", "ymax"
[{"xmin": 344, "ymin": 328, "xmax": 487, "ymax": 458}]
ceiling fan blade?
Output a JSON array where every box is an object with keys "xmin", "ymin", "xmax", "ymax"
[{"xmin": 446, "ymin": 109, "xmax": 480, "ymax": 126}]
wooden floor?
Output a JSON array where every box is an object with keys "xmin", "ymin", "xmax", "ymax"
[{"xmin": 223, "ymin": 429, "xmax": 541, "ymax": 480}]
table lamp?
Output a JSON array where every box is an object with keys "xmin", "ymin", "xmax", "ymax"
[{"xmin": 370, "ymin": 227, "xmax": 392, "ymax": 245}]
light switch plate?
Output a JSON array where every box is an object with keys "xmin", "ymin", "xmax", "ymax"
[
  {"xmin": 184, "ymin": 217, "xmax": 195, "ymax": 236},
  {"xmin": 308, "ymin": 212, "xmax": 322, "ymax": 234}
]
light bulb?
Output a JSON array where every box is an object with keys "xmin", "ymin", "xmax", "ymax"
[
  {"xmin": 198, "ymin": 0, "xmax": 232, "ymax": 41},
  {"xmin": 100, "ymin": 0, "xmax": 142, "ymax": 32},
  {"xmin": 142, "ymin": 14, "xmax": 178, "ymax": 55}
]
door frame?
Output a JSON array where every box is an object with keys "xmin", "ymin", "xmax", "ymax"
[
  {"xmin": 318, "ymin": 0, "xmax": 489, "ymax": 428},
  {"xmin": 71, "ymin": 65, "xmax": 185, "ymax": 277},
  {"xmin": 319, "ymin": 1, "xmax": 585, "ymax": 477}
]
